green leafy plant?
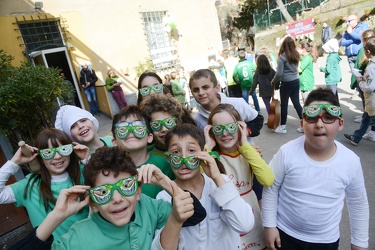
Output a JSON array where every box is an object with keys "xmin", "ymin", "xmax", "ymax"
[
  {"xmin": 133, "ymin": 58, "xmax": 154, "ymax": 78},
  {"xmin": 0, "ymin": 49, "xmax": 73, "ymax": 147}
]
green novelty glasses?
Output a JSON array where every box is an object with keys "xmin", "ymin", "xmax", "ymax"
[
  {"xmin": 139, "ymin": 83, "xmax": 164, "ymax": 97},
  {"xmin": 303, "ymin": 104, "xmax": 342, "ymax": 124},
  {"xmin": 150, "ymin": 117, "xmax": 177, "ymax": 132},
  {"xmin": 115, "ymin": 121, "xmax": 148, "ymax": 139},
  {"xmin": 211, "ymin": 122, "xmax": 239, "ymax": 136},
  {"xmin": 165, "ymin": 151, "xmax": 220, "ymax": 170},
  {"xmin": 38, "ymin": 144, "xmax": 73, "ymax": 160}
]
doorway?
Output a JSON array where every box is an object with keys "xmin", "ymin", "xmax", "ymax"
[{"xmin": 29, "ymin": 48, "xmax": 83, "ymax": 108}]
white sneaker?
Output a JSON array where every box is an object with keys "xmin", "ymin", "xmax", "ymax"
[
  {"xmin": 355, "ymin": 115, "xmax": 361, "ymax": 119},
  {"xmin": 274, "ymin": 125, "xmax": 287, "ymax": 134},
  {"xmin": 264, "ymin": 120, "xmax": 268, "ymax": 125},
  {"xmin": 296, "ymin": 127, "xmax": 304, "ymax": 133},
  {"xmin": 362, "ymin": 131, "xmax": 375, "ymax": 142},
  {"xmin": 354, "ymin": 117, "xmax": 361, "ymax": 123}
]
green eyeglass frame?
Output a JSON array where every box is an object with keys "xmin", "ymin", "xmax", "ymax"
[{"xmin": 38, "ymin": 144, "xmax": 73, "ymax": 160}]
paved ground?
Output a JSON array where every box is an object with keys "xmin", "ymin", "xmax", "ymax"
[{"xmin": 94, "ymin": 56, "xmax": 374, "ymax": 249}]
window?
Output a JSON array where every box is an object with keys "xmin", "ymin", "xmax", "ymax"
[{"xmin": 142, "ymin": 11, "xmax": 178, "ymax": 71}]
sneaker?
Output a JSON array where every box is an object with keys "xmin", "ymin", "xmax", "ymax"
[
  {"xmin": 274, "ymin": 125, "xmax": 287, "ymax": 134},
  {"xmin": 354, "ymin": 117, "xmax": 361, "ymax": 123},
  {"xmin": 264, "ymin": 120, "xmax": 268, "ymax": 125},
  {"xmin": 355, "ymin": 115, "xmax": 361, "ymax": 119},
  {"xmin": 296, "ymin": 127, "xmax": 304, "ymax": 133},
  {"xmin": 362, "ymin": 131, "xmax": 375, "ymax": 142},
  {"xmin": 344, "ymin": 134, "xmax": 359, "ymax": 146}
]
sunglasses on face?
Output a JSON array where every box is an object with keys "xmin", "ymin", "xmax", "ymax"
[
  {"xmin": 87, "ymin": 175, "xmax": 138, "ymax": 205},
  {"xmin": 303, "ymin": 104, "xmax": 342, "ymax": 124},
  {"xmin": 139, "ymin": 83, "xmax": 164, "ymax": 97},
  {"xmin": 115, "ymin": 121, "xmax": 148, "ymax": 140},
  {"xmin": 150, "ymin": 117, "xmax": 177, "ymax": 132},
  {"xmin": 211, "ymin": 122, "xmax": 239, "ymax": 136},
  {"xmin": 38, "ymin": 144, "xmax": 73, "ymax": 160},
  {"xmin": 165, "ymin": 151, "xmax": 220, "ymax": 170}
]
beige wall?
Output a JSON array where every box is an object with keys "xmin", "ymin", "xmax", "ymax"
[{"xmin": 0, "ymin": 0, "xmax": 222, "ymax": 91}]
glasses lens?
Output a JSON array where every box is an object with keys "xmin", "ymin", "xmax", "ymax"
[
  {"xmin": 185, "ymin": 156, "xmax": 200, "ymax": 170},
  {"xmin": 152, "ymin": 84, "xmax": 164, "ymax": 93},
  {"xmin": 163, "ymin": 117, "xmax": 177, "ymax": 129},
  {"xmin": 118, "ymin": 176, "xmax": 138, "ymax": 196},
  {"xmin": 303, "ymin": 105, "xmax": 322, "ymax": 117},
  {"xmin": 325, "ymin": 105, "xmax": 341, "ymax": 117},
  {"xmin": 57, "ymin": 144, "xmax": 73, "ymax": 157},
  {"xmin": 225, "ymin": 122, "xmax": 239, "ymax": 134},
  {"xmin": 212, "ymin": 125, "xmax": 224, "ymax": 136},
  {"xmin": 90, "ymin": 185, "xmax": 112, "ymax": 205},
  {"xmin": 166, "ymin": 152, "xmax": 183, "ymax": 169},
  {"xmin": 132, "ymin": 125, "xmax": 147, "ymax": 139},
  {"xmin": 38, "ymin": 148, "xmax": 56, "ymax": 160},
  {"xmin": 115, "ymin": 126, "xmax": 131, "ymax": 139},
  {"xmin": 150, "ymin": 120, "xmax": 162, "ymax": 132},
  {"xmin": 139, "ymin": 86, "xmax": 151, "ymax": 96},
  {"xmin": 304, "ymin": 115, "xmax": 318, "ymax": 123},
  {"xmin": 321, "ymin": 114, "xmax": 337, "ymax": 124}
]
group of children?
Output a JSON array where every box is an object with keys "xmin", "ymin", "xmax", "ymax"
[{"xmin": 0, "ymin": 56, "xmax": 370, "ymax": 249}]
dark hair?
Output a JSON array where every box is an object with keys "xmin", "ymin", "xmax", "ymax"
[
  {"xmin": 84, "ymin": 146, "xmax": 138, "ymax": 188},
  {"xmin": 360, "ymin": 30, "xmax": 375, "ymax": 66},
  {"xmin": 279, "ymin": 36, "xmax": 300, "ymax": 64},
  {"xmin": 24, "ymin": 128, "xmax": 81, "ymax": 212},
  {"xmin": 256, "ymin": 54, "xmax": 272, "ymax": 75},
  {"xmin": 238, "ymin": 50, "xmax": 246, "ymax": 59},
  {"xmin": 165, "ymin": 124, "xmax": 226, "ymax": 174},
  {"xmin": 189, "ymin": 69, "xmax": 218, "ymax": 88},
  {"xmin": 111, "ymin": 105, "xmax": 149, "ymax": 138},
  {"xmin": 304, "ymin": 88, "xmax": 341, "ymax": 110},
  {"xmin": 136, "ymin": 71, "xmax": 171, "ymax": 105},
  {"xmin": 364, "ymin": 36, "xmax": 375, "ymax": 55},
  {"xmin": 299, "ymin": 40, "xmax": 318, "ymax": 63}
]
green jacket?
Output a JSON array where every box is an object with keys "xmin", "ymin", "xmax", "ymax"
[
  {"xmin": 299, "ymin": 54, "xmax": 314, "ymax": 91},
  {"xmin": 171, "ymin": 79, "xmax": 185, "ymax": 104},
  {"xmin": 233, "ymin": 59, "xmax": 256, "ymax": 90},
  {"xmin": 350, "ymin": 48, "xmax": 368, "ymax": 89},
  {"xmin": 319, "ymin": 53, "xmax": 342, "ymax": 85},
  {"xmin": 105, "ymin": 75, "xmax": 119, "ymax": 91}
]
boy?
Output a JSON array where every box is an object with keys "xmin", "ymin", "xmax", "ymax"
[
  {"xmin": 11, "ymin": 146, "xmax": 196, "ymax": 249},
  {"xmin": 54, "ymin": 105, "xmax": 113, "ymax": 153},
  {"xmin": 262, "ymin": 88, "xmax": 369, "ymax": 250},
  {"xmin": 157, "ymin": 123, "xmax": 255, "ymax": 249},
  {"xmin": 111, "ymin": 105, "xmax": 175, "ymax": 198}
]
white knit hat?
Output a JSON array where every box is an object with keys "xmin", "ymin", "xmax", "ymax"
[
  {"xmin": 322, "ymin": 39, "xmax": 339, "ymax": 53},
  {"xmin": 54, "ymin": 105, "xmax": 99, "ymax": 140}
]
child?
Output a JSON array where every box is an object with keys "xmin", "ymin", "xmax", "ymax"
[
  {"xmin": 140, "ymin": 93, "xmax": 195, "ymax": 157},
  {"xmin": 205, "ymin": 103, "xmax": 274, "ymax": 250},
  {"xmin": 54, "ymin": 105, "xmax": 113, "ymax": 154},
  {"xmin": 250, "ymin": 54, "xmax": 276, "ymax": 118},
  {"xmin": 344, "ymin": 37, "xmax": 375, "ymax": 146},
  {"xmin": 157, "ymin": 123, "xmax": 255, "ymax": 249},
  {"xmin": 319, "ymin": 39, "xmax": 342, "ymax": 99},
  {"xmin": 12, "ymin": 146, "xmax": 197, "ymax": 249},
  {"xmin": 0, "ymin": 128, "xmax": 90, "ymax": 239},
  {"xmin": 298, "ymin": 40, "xmax": 318, "ymax": 103},
  {"xmin": 170, "ymin": 71, "xmax": 186, "ymax": 105},
  {"xmin": 105, "ymin": 69, "xmax": 128, "ymax": 109},
  {"xmin": 262, "ymin": 88, "xmax": 369, "ymax": 250},
  {"xmin": 111, "ymin": 105, "xmax": 175, "ymax": 198}
]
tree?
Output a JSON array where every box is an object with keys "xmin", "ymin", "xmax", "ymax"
[
  {"xmin": 275, "ymin": 0, "xmax": 294, "ymax": 23},
  {"xmin": 0, "ymin": 49, "xmax": 73, "ymax": 148}
]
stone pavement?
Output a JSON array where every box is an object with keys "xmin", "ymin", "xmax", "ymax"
[{"xmin": 95, "ymin": 55, "xmax": 374, "ymax": 249}]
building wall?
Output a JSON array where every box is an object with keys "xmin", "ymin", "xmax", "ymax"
[{"xmin": 0, "ymin": 0, "xmax": 223, "ymax": 92}]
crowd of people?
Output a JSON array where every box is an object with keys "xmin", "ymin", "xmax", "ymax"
[{"xmin": 0, "ymin": 14, "xmax": 373, "ymax": 250}]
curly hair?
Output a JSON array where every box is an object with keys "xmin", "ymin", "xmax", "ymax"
[
  {"xmin": 84, "ymin": 146, "xmax": 137, "ymax": 188},
  {"xmin": 140, "ymin": 93, "xmax": 183, "ymax": 124}
]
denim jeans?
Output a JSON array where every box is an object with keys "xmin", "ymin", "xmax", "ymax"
[
  {"xmin": 280, "ymin": 79, "xmax": 303, "ymax": 125},
  {"xmin": 84, "ymin": 86, "xmax": 99, "ymax": 114},
  {"xmin": 242, "ymin": 90, "xmax": 260, "ymax": 112},
  {"xmin": 353, "ymin": 112, "xmax": 375, "ymax": 142}
]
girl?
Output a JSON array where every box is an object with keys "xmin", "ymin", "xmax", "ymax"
[
  {"xmin": 319, "ymin": 39, "xmax": 342, "ymax": 100},
  {"xmin": 250, "ymin": 54, "xmax": 276, "ymax": 120},
  {"xmin": 140, "ymin": 93, "xmax": 195, "ymax": 157},
  {"xmin": 205, "ymin": 103, "xmax": 274, "ymax": 250},
  {"xmin": 344, "ymin": 37, "xmax": 375, "ymax": 146},
  {"xmin": 0, "ymin": 128, "xmax": 89, "ymax": 239},
  {"xmin": 298, "ymin": 40, "xmax": 318, "ymax": 103},
  {"xmin": 271, "ymin": 36, "xmax": 303, "ymax": 134},
  {"xmin": 54, "ymin": 105, "xmax": 113, "ymax": 154},
  {"xmin": 105, "ymin": 69, "xmax": 127, "ymax": 109}
]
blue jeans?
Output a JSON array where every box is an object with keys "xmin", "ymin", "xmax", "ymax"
[
  {"xmin": 353, "ymin": 112, "xmax": 375, "ymax": 143},
  {"xmin": 280, "ymin": 79, "xmax": 303, "ymax": 125},
  {"xmin": 242, "ymin": 90, "xmax": 260, "ymax": 112},
  {"xmin": 84, "ymin": 86, "xmax": 99, "ymax": 114}
]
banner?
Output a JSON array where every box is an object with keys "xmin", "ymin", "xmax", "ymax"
[{"xmin": 286, "ymin": 18, "xmax": 316, "ymax": 39}]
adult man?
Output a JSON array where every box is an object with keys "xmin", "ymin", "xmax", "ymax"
[
  {"xmin": 340, "ymin": 15, "xmax": 368, "ymax": 71},
  {"xmin": 224, "ymin": 50, "xmax": 241, "ymax": 97},
  {"xmin": 233, "ymin": 50, "xmax": 260, "ymax": 112},
  {"xmin": 80, "ymin": 61, "xmax": 99, "ymax": 115},
  {"xmin": 321, "ymin": 22, "xmax": 332, "ymax": 45}
]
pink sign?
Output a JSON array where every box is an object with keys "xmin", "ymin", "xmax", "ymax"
[{"xmin": 286, "ymin": 18, "xmax": 316, "ymax": 38}]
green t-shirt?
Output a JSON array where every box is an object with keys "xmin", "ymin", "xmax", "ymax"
[
  {"xmin": 233, "ymin": 59, "xmax": 256, "ymax": 90},
  {"xmin": 11, "ymin": 174, "xmax": 89, "ymax": 239},
  {"xmin": 299, "ymin": 54, "xmax": 314, "ymax": 91},
  {"xmin": 53, "ymin": 194, "xmax": 172, "ymax": 249}
]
